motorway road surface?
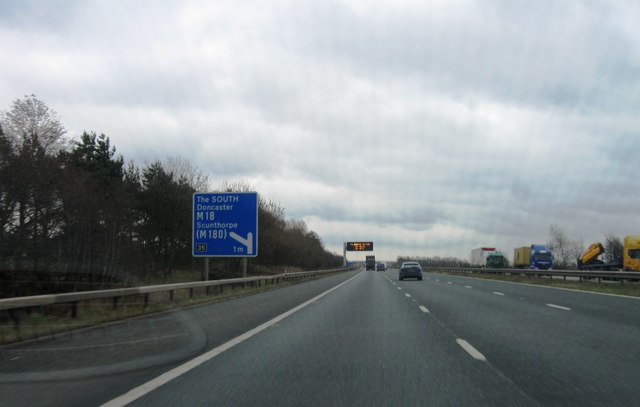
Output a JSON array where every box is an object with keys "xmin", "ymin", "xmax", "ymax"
[{"xmin": 1, "ymin": 268, "xmax": 639, "ymax": 406}]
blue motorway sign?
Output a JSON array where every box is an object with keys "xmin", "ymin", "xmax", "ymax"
[{"xmin": 192, "ymin": 192, "xmax": 258, "ymax": 257}]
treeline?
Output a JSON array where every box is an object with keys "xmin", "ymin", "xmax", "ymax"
[
  {"xmin": 396, "ymin": 256, "xmax": 471, "ymax": 268},
  {"xmin": 0, "ymin": 95, "xmax": 341, "ymax": 297}
]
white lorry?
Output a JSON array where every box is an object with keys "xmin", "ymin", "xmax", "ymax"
[{"xmin": 470, "ymin": 247, "xmax": 496, "ymax": 267}]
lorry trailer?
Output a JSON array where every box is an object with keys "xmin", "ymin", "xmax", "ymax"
[{"xmin": 471, "ymin": 247, "xmax": 496, "ymax": 267}]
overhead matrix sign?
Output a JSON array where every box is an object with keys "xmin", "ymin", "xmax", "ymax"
[
  {"xmin": 192, "ymin": 192, "xmax": 258, "ymax": 257},
  {"xmin": 345, "ymin": 241, "xmax": 374, "ymax": 251}
]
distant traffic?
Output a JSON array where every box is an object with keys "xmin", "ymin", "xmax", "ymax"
[{"xmin": 355, "ymin": 234, "xmax": 640, "ymax": 273}]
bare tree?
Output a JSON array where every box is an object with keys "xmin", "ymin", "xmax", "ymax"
[
  {"xmin": 164, "ymin": 156, "xmax": 211, "ymax": 192},
  {"xmin": 548, "ymin": 225, "xmax": 583, "ymax": 269},
  {"xmin": 566, "ymin": 239, "xmax": 584, "ymax": 269},
  {"xmin": 1, "ymin": 94, "xmax": 67, "ymax": 154},
  {"xmin": 604, "ymin": 234, "xmax": 623, "ymax": 264},
  {"xmin": 0, "ymin": 96, "xmax": 67, "ymax": 271},
  {"xmin": 0, "ymin": 125, "xmax": 15, "ymax": 262},
  {"xmin": 548, "ymin": 225, "xmax": 567, "ymax": 268},
  {"xmin": 286, "ymin": 219, "xmax": 308, "ymax": 233},
  {"xmin": 220, "ymin": 180, "xmax": 255, "ymax": 193}
]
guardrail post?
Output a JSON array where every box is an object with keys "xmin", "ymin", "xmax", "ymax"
[
  {"xmin": 113, "ymin": 297, "xmax": 119, "ymax": 309},
  {"xmin": 143, "ymin": 293, "xmax": 149, "ymax": 308},
  {"xmin": 71, "ymin": 302, "xmax": 78, "ymax": 319},
  {"xmin": 169, "ymin": 290, "xmax": 174, "ymax": 302},
  {"xmin": 8, "ymin": 309, "xmax": 20, "ymax": 338},
  {"xmin": 189, "ymin": 288, "xmax": 194, "ymax": 298}
]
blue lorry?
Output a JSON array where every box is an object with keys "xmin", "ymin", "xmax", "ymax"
[{"xmin": 514, "ymin": 245, "xmax": 554, "ymax": 270}]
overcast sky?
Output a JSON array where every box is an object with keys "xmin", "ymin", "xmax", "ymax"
[{"xmin": 1, "ymin": 0, "xmax": 639, "ymax": 261}]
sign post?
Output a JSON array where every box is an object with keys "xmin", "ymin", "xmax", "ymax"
[
  {"xmin": 344, "ymin": 241, "xmax": 374, "ymax": 268},
  {"xmin": 193, "ymin": 192, "xmax": 258, "ymax": 279}
]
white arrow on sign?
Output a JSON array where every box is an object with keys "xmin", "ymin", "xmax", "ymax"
[{"xmin": 230, "ymin": 232, "xmax": 253, "ymax": 255}]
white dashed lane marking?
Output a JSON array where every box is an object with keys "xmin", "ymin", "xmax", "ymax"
[
  {"xmin": 546, "ymin": 303, "xmax": 571, "ymax": 311},
  {"xmin": 456, "ymin": 339, "xmax": 487, "ymax": 362},
  {"xmin": 493, "ymin": 291, "xmax": 505, "ymax": 296},
  {"xmin": 419, "ymin": 306, "xmax": 429, "ymax": 313}
]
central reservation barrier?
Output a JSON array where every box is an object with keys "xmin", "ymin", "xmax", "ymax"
[{"xmin": 424, "ymin": 266, "xmax": 640, "ymax": 283}]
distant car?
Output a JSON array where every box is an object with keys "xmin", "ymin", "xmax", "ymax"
[
  {"xmin": 399, "ymin": 263, "xmax": 422, "ymax": 281},
  {"xmin": 376, "ymin": 262, "xmax": 386, "ymax": 271}
]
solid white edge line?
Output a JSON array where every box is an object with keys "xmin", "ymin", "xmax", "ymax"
[
  {"xmin": 456, "ymin": 339, "xmax": 487, "ymax": 362},
  {"xmin": 101, "ymin": 271, "xmax": 363, "ymax": 407},
  {"xmin": 546, "ymin": 303, "xmax": 571, "ymax": 311},
  {"xmin": 419, "ymin": 306, "xmax": 429, "ymax": 313},
  {"xmin": 493, "ymin": 291, "xmax": 505, "ymax": 296}
]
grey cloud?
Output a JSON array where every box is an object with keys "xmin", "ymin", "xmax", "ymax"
[
  {"xmin": 0, "ymin": 0, "xmax": 84, "ymax": 32},
  {"xmin": 277, "ymin": 0, "xmax": 639, "ymax": 112},
  {"xmin": 2, "ymin": 0, "xmax": 639, "ymax": 260}
]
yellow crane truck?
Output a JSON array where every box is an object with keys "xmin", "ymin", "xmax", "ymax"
[{"xmin": 577, "ymin": 236, "xmax": 640, "ymax": 271}]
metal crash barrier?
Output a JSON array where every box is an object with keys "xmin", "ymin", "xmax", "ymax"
[
  {"xmin": 425, "ymin": 267, "xmax": 640, "ymax": 283},
  {"xmin": 0, "ymin": 267, "xmax": 350, "ymax": 332}
]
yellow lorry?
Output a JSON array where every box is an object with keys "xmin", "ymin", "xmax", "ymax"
[
  {"xmin": 577, "ymin": 236, "xmax": 640, "ymax": 271},
  {"xmin": 624, "ymin": 236, "xmax": 640, "ymax": 271}
]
